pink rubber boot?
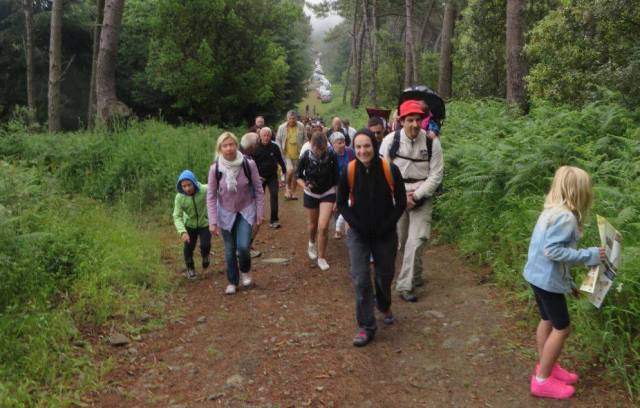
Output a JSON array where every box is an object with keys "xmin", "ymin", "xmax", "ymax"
[{"xmin": 530, "ymin": 375, "xmax": 575, "ymax": 400}]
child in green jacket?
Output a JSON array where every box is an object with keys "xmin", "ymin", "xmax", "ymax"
[{"xmin": 173, "ymin": 170, "xmax": 211, "ymax": 280}]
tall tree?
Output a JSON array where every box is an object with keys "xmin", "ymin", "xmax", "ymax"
[
  {"xmin": 506, "ymin": 0, "xmax": 529, "ymax": 112},
  {"xmin": 351, "ymin": 17, "xmax": 366, "ymax": 108},
  {"xmin": 88, "ymin": 0, "xmax": 105, "ymax": 129},
  {"xmin": 362, "ymin": 0, "xmax": 379, "ymax": 106},
  {"xmin": 403, "ymin": 0, "xmax": 417, "ymax": 87},
  {"xmin": 48, "ymin": 0, "xmax": 63, "ymax": 132},
  {"xmin": 23, "ymin": 0, "xmax": 36, "ymax": 125},
  {"xmin": 96, "ymin": 0, "xmax": 129, "ymax": 126},
  {"xmin": 438, "ymin": 1, "xmax": 456, "ymax": 99}
]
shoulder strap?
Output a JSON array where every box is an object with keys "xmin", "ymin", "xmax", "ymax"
[
  {"xmin": 380, "ymin": 159, "xmax": 395, "ymax": 195},
  {"xmin": 426, "ymin": 136, "xmax": 433, "ymax": 162},
  {"xmin": 347, "ymin": 160, "xmax": 357, "ymax": 206},
  {"xmin": 215, "ymin": 159, "xmax": 222, "ymax": 184},
  {"xmin": 388, "ymin": 130, "xmax": 401, "ymax": 160},
  {"xmin": 242, "ymin": 158, "xmax": 256, "ymax": 199}
]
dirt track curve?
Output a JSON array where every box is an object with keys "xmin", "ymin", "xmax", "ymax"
[{"xmin": 93, "ymin": 194, "xmax": 631, "ymax": 407}]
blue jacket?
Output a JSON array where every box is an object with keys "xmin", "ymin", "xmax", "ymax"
[{"xmin": 523, "ymin": 208, "xmax": 600, "ymax": 293}]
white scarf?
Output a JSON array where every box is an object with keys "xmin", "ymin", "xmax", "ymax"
[{"xmin": 219, "ymin": 151, "xmax": 244, "ymax": 192}]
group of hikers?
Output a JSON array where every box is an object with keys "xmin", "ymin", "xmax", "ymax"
[{"xmin": 173, "ymin": 97, "xmax": 604, "ymax": 400}]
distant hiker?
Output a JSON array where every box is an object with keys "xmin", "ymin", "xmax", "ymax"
[
  {"xmin": 326, "ymin": 116, "xmax": 350, "ymax": 147},
  {"xmin": 328, "ymin": 131, "xmax": 354, "ymax": 239},
  {"xmin": 379, "ymin": 100, "xmax": 443, "ymax": 302},
  {"xmin": 342, "ymin": 118, "xmax": 356, "ymax": 141},
  {"xmin": 367, "ymin": 116, "xmax": 386, "ymax": 146},
  {"xmin": 254, "ymin": 127, "xmax": 287, "ymax": 229},
  {"xmin": 249, "ymin": 115, "xmax": 269, "ymax": 139},
  {"xmin": 417, "ymin": 101, "xmax": 440, "ymax": 140},
  {"xmin": 240, "ymin": 132, "xmax": 263, "ymax": 258},
  {"xmin": 337, "ymin": 129, "xmax": 406, "ymax": 347},
  {"xmin": 296, "ymin": 131, "xmax": 339, "ymax": 271},
  {"xmin": 276, "ymin": 111, "xmax": 305, "ymax": 200},
  {"xmin": 208, "ymin": 132, "xmax": 265, "ymax": 295},
  {"xmin": 173, "ymin": 170, "xmax": 211, "ymax": 280},
  {"xmin": 523, "ymin": 166, "xmax": 604, "ymax": 400}
]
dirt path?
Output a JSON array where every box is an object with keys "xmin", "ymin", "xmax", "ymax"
[{"xmin": 93, "ymin": 195, "xmax": 631, "ymax": 407}]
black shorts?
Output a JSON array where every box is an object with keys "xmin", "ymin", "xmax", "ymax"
[
  {"xmin": 530, "ymin": 284, "xmax": 570, "ymax": 330},
  {"xmin": 303, "ymin": 193, "xmax": 336, "ymax": 209}
]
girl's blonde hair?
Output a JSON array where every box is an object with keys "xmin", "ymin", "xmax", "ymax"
[
  {"xmin": 216, "ymin": 132, "xmax": 238, "ymax": 153},
  {"xmin": 544, "ymin": 166, "xmax": 593, "ymax": 227}
]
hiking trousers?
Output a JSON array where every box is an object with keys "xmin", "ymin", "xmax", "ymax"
[
  {"xmin": 220, "ymin": 215, "xmax": 252, "ymax": 286},
  {"xmin": 395, "ymin": 198, "xmax": 433, "ymax": 293},
  {"xmin": 184, "ymin": 227, "xmax": 212, "ymax": 270},
  {"xmin": 262, "ymin": 175, "xmax": 279, "ymax": 223},
  {"xmin": 347, "ymin": 229, "xmax": 398, "ymax": 335}
]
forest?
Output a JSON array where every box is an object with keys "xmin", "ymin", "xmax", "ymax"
[{"xmin": 1, "ymin": 0, "xmax": 639, "ymax": 406}]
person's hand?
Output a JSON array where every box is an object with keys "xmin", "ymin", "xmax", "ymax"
[
  {"xmin": 260, "ymin": 177, "xmax": 265, "ymax": 183},
  {"xmin": 256, "ymin": 216, "xmax": 263, "ymax": 226},
  {"xmin": 210, "ymin": 225, "xmax": 219, "ymax": 236},
  {"xmin": 332, "ymin": 202, "xmax": 337, "ymax": 213},
  {"xmin": 599, "ymin": 247, "xmax": 607, "ymax": 261},
  {"xmin": 406, "ymin": 192, "xmax": 416, "ymax": 209},
  {"xmin": 427, "ymin": 130, "xmax": 438, "ymax": 140},
  {"xmin": 571, "ymin": 286, "xmax": 581, "ymax": 298},
  {"xmin": 181, "ymin": 233, "xmax": 190, "ymax": 243}
]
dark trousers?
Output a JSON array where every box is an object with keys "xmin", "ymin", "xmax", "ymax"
[
  {"xmin": 184, "ymin": 227, "xmax": 212, "ymax": 269},
  {"xmin": 346, "ymin": 229, "xmax": 398, "ymax": 335},
  {"xmin": 262, "ymin": 174, "xmax": 279, "ymax": 223}
]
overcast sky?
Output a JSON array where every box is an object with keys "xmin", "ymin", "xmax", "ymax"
[{"xmin": 304, "ymin": 1, "xmax": 343, "ymax": 39}]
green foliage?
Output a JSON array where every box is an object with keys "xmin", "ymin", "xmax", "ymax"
[
  {"xmin": 1, "ymin": 120, "xmax": 220, "ymax": 212},
  {"xmin": 144, "ymin": 0, "xmax": 310, "ymax": 125},
  {"xmin": 438, "ymin": 98, "xmax": 640, "ymax": 396},
  {"xmin": 527, "ymin": 0, "xmax": 640, "ymax": 106},
  {"xmin": 0, "ymin": 161, "xmax": 167, "ymax": 406}
]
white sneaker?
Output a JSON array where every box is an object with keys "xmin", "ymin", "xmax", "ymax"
[
  {"xmin": 240, "ymin": 272, "xmax": 252, "ymax": 287},
  {"xmin": 307, "ymin": 241, "xmax": 318, "ymax": 261},
  {"xmin": 317, "ymin": 258, "xmax": 330, "ymax": 271},
  {"xmin": 225, "ymin": 284, "xmax": 237, "ymax": 295}
]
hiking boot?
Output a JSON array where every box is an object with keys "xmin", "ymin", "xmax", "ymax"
[
  {"xmin": 530, "ymin": 375, "xmax": 575, "ymax": 400},
  {"xmin": 307, "ymin": 241, "xmax": 318, "ymax": 261},
  {"xmin": 399, "ymin": 291, "xmax": 418, "ymax": 302},
  {"xmin": 352, "ymin": 330, "xmax": 373, "ymax": 347},
  {"xmin": 317, "ymin": 258, "xmax": 330, "ymax": 271},
  {"xmin": 185, "ymin": 268, "xmax": 197, "ymax": 280},
  {"xmin": 382, "ymin": 311, "xmax": 395, "ymax": 325},
  {"xmin": 250, "ymin": 249, "xmax": 262, "ymax": 258},
  {"xmin": 202, "ymin": 257, "xmax": 210, "ymax": 270},
  {"xmin": 270, "ymin": 221, "xmax": 281, "ymax": 229},
  {"xmin": 225, "ymin": 284, "xmax": 237, "ymax": 295},
  {"xmin": 536, "ymin": 363, "xmax": 579, "ymax": 385},
  {"xmin": 240, "ymin": 272, "xmax": 253, "ymax": 288}
]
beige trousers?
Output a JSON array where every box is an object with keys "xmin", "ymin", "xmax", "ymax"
[{"xmin": 394, "ymin": 198, "xmax": 433, "ymax": 293}]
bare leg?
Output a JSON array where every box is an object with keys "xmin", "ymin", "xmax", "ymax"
[
  {"xmin": 536, "ymin": 319, "xmax": 553, "ymax": 360},
  {"xmin": 286, "ymin": 169, "xmax": 296, "ymax": 196},
  {"xmin": 539, "ymin": 327, "xmax": 570, "ymax": 378},
  {"xmin": 308, "ymin": 208, "xmax": 319, "ymax": 243},
  {"xmin": 316, "ymin": 202, "xmax": 333, "ymax": 258}
]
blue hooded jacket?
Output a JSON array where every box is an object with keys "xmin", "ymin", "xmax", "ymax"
[{"xmin": 173, "ymin": 170, "xmax": 209, "ymax": 234}]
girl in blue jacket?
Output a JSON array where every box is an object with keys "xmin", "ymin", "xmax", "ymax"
[{"xmin": 523, "ymin": 166, "xmax": 604, "ymax": 400}]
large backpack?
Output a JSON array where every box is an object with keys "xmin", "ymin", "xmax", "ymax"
[
  {"xmin": 214, "ymin": 158, "xmax": 255, "ymax": 198},
  {"xmin": 346, "ymin": 159, "xmax": 395, "ymax": 206}
]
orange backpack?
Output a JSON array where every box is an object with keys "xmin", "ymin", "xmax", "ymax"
[{"xmin": 347, "ymin": 159, "xmax": 395, "ymax": 206}]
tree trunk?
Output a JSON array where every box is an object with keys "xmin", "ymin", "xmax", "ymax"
[
  {"xmin": 404, "ymin": 0, "xmax": 417, "ymax": 87},
  {"xmin": 506, "ymin": 0, "xmax": 529, "ymax": 113},
  {"xmin": 362, "ymin": 0, "xmax": 378, "ymax": 106},
  {"xmin": 23, "ymin": 0, "xmax": 36, "ymax": 125},
  {"xmin": 438, "ymin": 1, "xmax": 456, "ymax": 99},
  {"xmin": 418, "ymin": 0, "xmax": 435, "ymax": 51},
  {"xmin": 343, "ymin": 1, "xmax": 359, "ymax": 105},
  {"xmin": 351, "ymin": 18, "xmax": 366, "ymax": 108},
  {"xmin": 47, "ymin": 0, "xmax": 63, "ymax": 132},
  {"xmin": 96, "ymin": 0, "xmax": 129, "ymax": 127},
  {"xmin": 88, "ymin": 0, "xmax": 105, "ymax": 129}
]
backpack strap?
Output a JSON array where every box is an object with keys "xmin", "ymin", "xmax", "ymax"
[
  {"xmin": 380, "ymin": 159, "xmax": 395, "ymax": 196},
  {"xmin": 347, "ymin": 159, "xmax": 395, "ymax": 207},
  {"xmin": 347, "ymin": 160, "xmax": 357, "ymax": 206},
  {"xmin": 389, "ymin": 129, "xmax": 433, "ymax": 162}
]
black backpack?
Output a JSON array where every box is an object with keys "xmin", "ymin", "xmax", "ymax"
[{"xmin": 214, "ymin": 157, "xmax": 255, "ymax": 198}]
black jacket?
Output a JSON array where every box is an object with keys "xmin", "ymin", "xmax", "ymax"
[
  {"xmin": 254, "ymin": 141, "xmax": 286, "ymax": 179},
  {"xmin": 296, "ymin": 150, "xmax": 339, "ymax": 195},
  {"xmin": 337, "ymin": 158, "xmax": 406, "ymax": 240}
]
